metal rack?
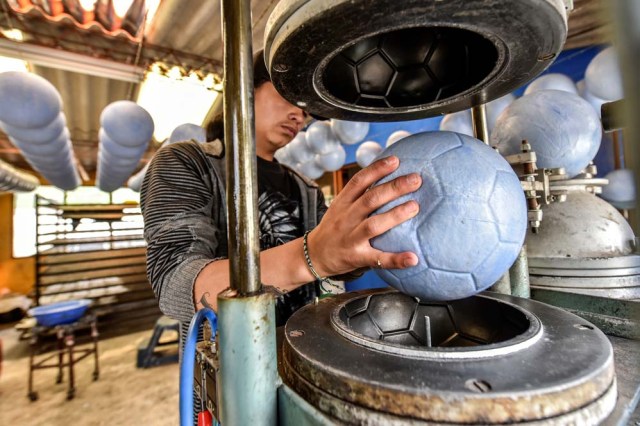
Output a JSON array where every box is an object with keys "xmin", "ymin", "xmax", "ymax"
[{"xmin": 34, "ymin": 195, "xmax": 160, "ymax": 330}]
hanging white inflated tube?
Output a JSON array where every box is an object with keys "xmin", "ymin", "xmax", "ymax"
[
  {"xmin": 0, "ymin": 158, "xmax": 39, "ymax": 192},
  {"xmin": 97, "ymin": 101, "xmax": 154, "ymax": 193},
  {"xmin": 0, "ymin": 72, "xmax": 79, "ymax": 190}
]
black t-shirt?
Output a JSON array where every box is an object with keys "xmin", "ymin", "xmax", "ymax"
[
  {"xmin": 257, "ymin": 156, "xmax": 304, "ymax": 249},
  {"xmin": 257, "ymin": 156, "xmax": 317, "ymax": 325}
]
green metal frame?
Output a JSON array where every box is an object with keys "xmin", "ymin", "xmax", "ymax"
[{"xmin": 531, "ymin": 289, "xmax": 640, "ymax": 340}]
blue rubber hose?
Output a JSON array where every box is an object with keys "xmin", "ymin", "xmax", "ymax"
[{"xmin": 180, "ymin": 308, "xmax": 218, "ymax": 426}]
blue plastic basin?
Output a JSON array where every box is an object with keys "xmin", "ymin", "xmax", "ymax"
[{"xmin": 28, "ymin": 299, "xmax": 92, "ymax": 327}]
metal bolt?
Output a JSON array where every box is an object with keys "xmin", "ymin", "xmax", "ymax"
[
  {"xmin": 273, "ymin": 63, "xmax": 289, "ymax": 72},
  {"xmin": 574, "ymin": 324, "xmax": 594, "ymax": 330},
  {"xmin": 289, "ymin": 330, "xmax": 305, "ymax": 338},
  {"xmin": 465, "ymin": 379, "xmax": 492, "ymax": 393},
  {"xmin": 538, "ymin": 52, "xmax": 556, "ymax": 61}
]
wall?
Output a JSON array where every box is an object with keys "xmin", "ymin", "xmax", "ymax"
[{"xmin": 0, "ymin": 193, "xmax": 35, "ymax": 295}]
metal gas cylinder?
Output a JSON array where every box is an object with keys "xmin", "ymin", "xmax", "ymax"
[{"xmin": 527, "ymin": 191, "xmax": 640, "ymax": 299}]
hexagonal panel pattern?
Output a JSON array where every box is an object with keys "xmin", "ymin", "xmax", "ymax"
[
  {"xmin": 356, "ymin": 53, "xmax": 395, "ymax": 96},
  {"xmin": 370, "ymin": 132, "xmax": 527, "ymax": 301},
  {"xmin": 380, "ymin": 28, "xmax": 435, "ymax": 68},
  {"xmin": 387, "ymin": 68, "xmax": 439, "ymax": 107}
]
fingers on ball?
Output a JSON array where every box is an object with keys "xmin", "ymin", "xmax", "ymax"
[{"xmin": 360, "ymin": 201, "xmax": 419, "ymax": 239}]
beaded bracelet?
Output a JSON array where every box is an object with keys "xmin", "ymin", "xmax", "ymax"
[{"xmin": 303, "ymin": 230, "xmax": 331, "ymax": 284}]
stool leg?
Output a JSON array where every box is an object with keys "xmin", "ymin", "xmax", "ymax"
[
  {"xmin": 66, "ymin": 334, "xmax": 75, "ymax": 400},
  {"xmin": 27, "ymin": 336, "xmax": 38, "ymax": 402},
  {"xmin": 56, "ymin": 329, "xmax": 64, "ymax": 384},
  {"xmin": 91, "ymin": 320, "xmax": 99, "ymax": 381}
]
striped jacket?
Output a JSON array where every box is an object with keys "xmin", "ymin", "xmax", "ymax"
[{"xmin": 139, "ymin": 140, "xmax": 327, "ymax": 325}]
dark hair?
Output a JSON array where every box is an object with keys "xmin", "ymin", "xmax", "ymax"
[
  {"xmin": 253, "ymin": 49, "xmax": 271, "ymax": 90},
  {"xmin": 206, "ymin": 50, "xmax": 271, "ymax": 141}
]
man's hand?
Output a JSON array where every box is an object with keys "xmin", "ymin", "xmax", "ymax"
[
  {"xmin": 194, "ymin": 155, "xmax": 421, "ymax": 311},
  {"xmin": 307, "ymin": 155, "xmax": 421, "ymax": 277}
]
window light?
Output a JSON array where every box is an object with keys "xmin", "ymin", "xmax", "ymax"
[
  {"xmin": 0, "ymin": 55, "xmax": 28, "ymax": 72},
  {"xmin": 112, "ymin": 0, "xmax": 134, "ymax": 18},
  {"xmin": 0, "ymin": 28, "xmax": 24, "ymax": 41},
  {"xmin": 136, "ymin": 64, "xmax": 219, "ymax": 142}
]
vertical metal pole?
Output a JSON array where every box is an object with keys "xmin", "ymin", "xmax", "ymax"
[
  {"xmin": 510, "ymin": 245, "xmax": 530, "ymax": 298},
  {"xmin": 222, "ymin": 0, "xmax": 260, "ymax": 295},
  {"xmin": 34, "ymin": 195, "xmax": 41, "ymax": 306},
  {"xmin": 611, "ymin": 0, "xmax": 640, "ymax": 233},
  {"xmin": 471, "ymin": 104, "xmax": 489, "ymax": 144},
  {"xmin": 489, "ymin": 272, "xmax": 511, "ymax": 294},
  {"xmin": 612, "ymin": 131, "xmax": 622, "ymax": 170},
  {"xmin": 218, "ymin": 292, "xmax": 277, "ymax": 426},
  {"xmin": 473, "ymin": 102, "xmax": 511, "ymax": 294},
  {"xmin": 218, "ymin": 0, "xmax": 277, "ymax": 425}
]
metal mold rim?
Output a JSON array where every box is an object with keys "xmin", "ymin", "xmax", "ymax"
[
  {"xmin": 264, "ymin": 0, "xmax": 568, "ymax": 121},
  {"xmin": 310, "ymin": 23, "xmax": 508, "ymax": 118},
  {"xmin": 283, "ymin": 289, "xmax": 616, "ymax": 423},
  {"xmin": 329, "ymin": 292, "xmax": 544, "ymax": 360}
]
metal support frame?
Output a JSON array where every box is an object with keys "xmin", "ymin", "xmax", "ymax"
[
  {"xmin": 221, "ymin": 0, "xmax": 260, "ymax": 295},
  {"xmin": 217, "ymin": 0, "xmax": 278, "ymax": 424},
  {"xmin": 510, "ymin": 245, "xmax": 531, "ymax": 298},
  {"xmin": 473, "ymin": 102, "xmax": 517, "ymax": 295},
  {"xmin": 471, "ymin": 104, "xmax": 489, "ymax": 144},
  {"xmin": 27, "ymin": 314, "xmax": 99, "ymax": 401},
  {"xmin": 530, "ymin": 289, "xmax": 639, "ymax": 340},
  {"xmin": 218, "ymin": 291, "xmax": 278, "ymax": 425}
]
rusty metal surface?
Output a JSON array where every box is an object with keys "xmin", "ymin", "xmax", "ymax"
[
  {"xmin": 602, "ymin": 336, "xmax": 640, "ymax": 425},
  {"xmin": 283, "ymin": 289, "xmax": 616, "ymax": 424}
]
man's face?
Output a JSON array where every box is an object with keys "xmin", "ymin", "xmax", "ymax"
[{"xmin": 254, "ymin": 82, "xmax": 307, "ymax": 152}]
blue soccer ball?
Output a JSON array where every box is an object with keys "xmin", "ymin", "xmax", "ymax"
[
  {"xmin": 370, "ymin": 131, "xmax": 527, "ymax": 301},
  {"xmin": 490, "ymin": 90, "xmax": 602, "ymax": 178}
]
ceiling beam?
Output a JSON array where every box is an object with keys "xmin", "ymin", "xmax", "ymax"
[{"xmin": 0, "ymin": 38, "xmax": 145, "ymax": 82}]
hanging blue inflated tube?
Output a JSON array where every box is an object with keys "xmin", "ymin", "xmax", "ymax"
[{"xmin": 96, "ymin": 101, "xmax": 154, "ymax": 192}]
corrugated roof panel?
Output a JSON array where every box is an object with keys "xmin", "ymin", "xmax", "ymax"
[{"xmin": 143, "ymin": 0, "xmax": 280, "ymax": 61}]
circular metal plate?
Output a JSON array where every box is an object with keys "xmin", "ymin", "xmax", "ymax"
[
  {"xmin": 265, "ymin": 0, "xmax": 567, "ymax": 121},
  {"xmin": 528, "ymin": 254, "xmax": 640, "ymax": 277},
  {"xmin": 283, "ymin": 289, "xmax": 615, "ymax": 424},
  {"xmin": 530, "ymin": 274, "xmax": 640, "ymax": 299}
]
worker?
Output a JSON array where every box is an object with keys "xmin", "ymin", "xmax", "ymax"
[{"xmin": 140, "ymin": 49, "xmax": 421, "ymax": 337}]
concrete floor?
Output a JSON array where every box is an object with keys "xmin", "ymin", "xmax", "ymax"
[{"xmin": 0, "ymin": 325, "xmax": 179, "ymax": 425}]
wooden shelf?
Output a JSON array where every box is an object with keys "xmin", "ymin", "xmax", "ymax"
[{"xmin": 35, "ymin": 196, "xmax": 158, "ymax": 329}]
